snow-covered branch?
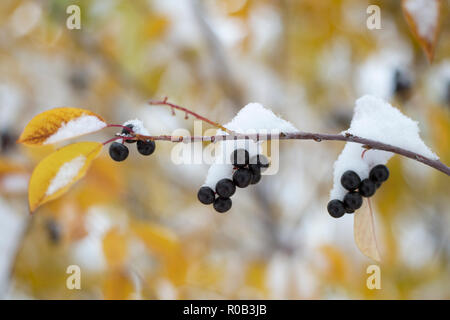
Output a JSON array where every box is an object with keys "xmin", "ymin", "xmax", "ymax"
[{"xmin": 127, "ymin": 131, "xmax": 450, "ymax": 176}]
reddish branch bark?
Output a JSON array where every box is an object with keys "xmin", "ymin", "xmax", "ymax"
[{"xmin": 108, "ymin": 99, "xmax": 450, "ymax": 176}]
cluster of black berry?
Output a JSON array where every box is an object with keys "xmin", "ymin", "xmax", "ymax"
[
  {"xmin": 109, "ymin": 124, "xmax": 156, "ymax": 161},
  {"xmin": 197, "ymin": 149, "xmax": 270, "ymax": 213},
  {"xmin": 327, "ymin": 164, "xmax": 389, "ymax": 218}
]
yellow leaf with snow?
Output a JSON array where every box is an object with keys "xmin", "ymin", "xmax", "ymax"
[
  {"xmin": 18, "ymin": 107, "xmax": 106, "ymax": 146},
  {"xmin": 28, "ymin": 142, "xmax": 103, "ymax": 212},
  {"xmin": 402, "ymin": 0, "xmax": 441, "ymax": 62}
]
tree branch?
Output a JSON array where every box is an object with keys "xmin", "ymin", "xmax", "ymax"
[{"xmin": 129, "ymin": 132, "xmax": 449, "ymax": 176}]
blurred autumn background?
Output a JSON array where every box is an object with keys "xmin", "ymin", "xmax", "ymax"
[{"xmin": 0, "ymin": 0, "xmax": 449, "ymax": 299}]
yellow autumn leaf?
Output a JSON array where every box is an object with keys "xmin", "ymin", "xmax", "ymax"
[
  {"xmin": 28, "ymin": 142, "xmax": 103, "ymax": 212},
  {"xmin": 103, "ymin": 228, "xmax": 128, "ymax": 267},
  {"xmin": 18, "ymin": 107, "xmax": 107, "ymax": 146},
  {"xmin": 354, "ymin": 200, "xmax": 381, "ymax": 262},
  {"xmin": 132, "ymin": 222, "xmax": 180, "ymax": 258},
  {"xmin": 402, "ymin": 0, "xmax": 441, "ymax": 62},
  {"xmin": 102, "ymin": 269, "xmax": 135, "ymax": 300}
]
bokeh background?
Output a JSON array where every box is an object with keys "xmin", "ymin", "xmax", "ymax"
[{"xmin": 0, "ymin": 0, "xmax": 449, "ymax": 299}]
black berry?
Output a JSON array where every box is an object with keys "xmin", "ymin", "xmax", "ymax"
[
  {"xmin": 109, "ymin": 142, "xmax": 129, "ymax": 161},
  {"xmin": 213, "ymin": 197, "xmax": 232, "ymax": 213},
  {"xmin": 137, "ymin": 140, "xmax": 156, "ymax": 156},
  {"xmin": 369, "ymin": 165, "xmax": 389, "ymax": 183},
  {"xmin": 327, "ymin": 200, "xmax": 345, "ymax": 218},
  {"xmin": 249, "ymin": 154, "xmax": 270, "ymax": 172},
  {"xmin": 197, "ymin": 186, "xmax": 215, "ymax": 205},
  {"xmin": 122, "ymin": 124, "xmax": 136, "ymax": 143},
  {"xmin": 231, "ymin": 149, "xmax": 249, "ymax": 168},
  {"xmin": 249, "ymin": 166, "xmax": 261, "ymax": 184},
  {"xmin": 215, "ymin": 179, "xmax": 236, "ymax": 198},
  {"xmin": 345, "ymin": 206, "xmax": 355, "ymax": 214},
  {"xmin": 359, "ymin": 178, "xmax": 376, "ymax": 197},
  {"xmin": 341, "ymin": 170, "xmax": 361, "ymax": 191},
  {"xmin": 233, "ymin": 168, "xmax": 252, "ymax": 188},
  {"xmin": 343, "ymin": 191, "xmax": 363, "ymax": 211}
]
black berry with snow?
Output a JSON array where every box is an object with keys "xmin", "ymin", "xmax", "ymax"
[
  {"xmin": 249, "ymin": 166, "xmax": 261, "ymax": 185},
  {"xmin": 233, "ymin": 168, "xmax": 252, "ymax": 188},
  {"xmin": 122, "ymin": 124, "xmax": 136, "ymax": 143},
  {"xmin": 343, "ymin": 191, "xmax": 363, "ymax": 211},
  {"xmin": 359, "ymin": 178, "xmax": 376, "ymax": 197},
  {"xmin": 369, "ymin": 164, "xmax": 389, "ymax": 183},
  {"xmin": 327, "ymin": 200, "xmax": 345, "ymax": 218},
  {"xmin": 109, "ymin": 142, "xmax": 129, "ymax": 162},
  {"xmin": 137, "ymin": 140, "xmax": 156, "ymax": 156},
  {"xmin": 213, "ymin": 197, "xmax": 232, "ymax": 213},
  {"xmin": 197, "ymin": 186, "xmax": 215, "ymax": 205},
  {"xmin": 341, "ymin": 170, "xmax": 361, "ymax": 191},
  {"xmin": 231, "ymin": 149, "xmax": 249, "ymax": 168},
  {"xmin": 215, "ymin": 179, "xmax": 236, "ymax": 198}
]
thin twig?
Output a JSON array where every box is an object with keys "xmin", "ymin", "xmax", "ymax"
[
  {"xmin": 148, "ymin": 98, "xmax": 234, "ymax": 134},
  {"xmin": 126, "ymin": 132, "xmax": 449, "ymax": 176}
]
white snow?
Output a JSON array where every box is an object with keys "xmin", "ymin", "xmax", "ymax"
[
  {"xmin": 346, "ymin": 95, "xmax": 438, "ymax": 160},
  {"xmin": 203, "ymin": 103, "xmax": 298, "ymax": 189},
  {"xmin": 44, "ymin": 115, "xmax": 106, "ymax": 145},
  {"xmin": 330, "ymin": 95, "xmax": 438, "ymax": 200},
  {"xmin": 404, "ymin": 0, "xmax": 439, "ymax": 41},
  {"xmin": 223, "ymin": 102, "xmax": 298, "ymax": 133},
  {"xmin": 122, "ymin": 119, "xmax": 150, "ymax": 135},
  {"xmin": 45, "ymin": 155, "xmax": 86, "ymax": 196}
]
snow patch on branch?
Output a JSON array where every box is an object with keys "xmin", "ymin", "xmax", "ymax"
[
  {"xmin": 204, "ymin": 103, "xmax": 298, "ymax": 188},
  {"xmin": 345, "ymin": 95, "xmax": 437, "ymax": 160},
  {"xmin": 330, "ymin": 95, "xmax": 438, "ymax": 200},
  {"xmin": 123, "ymin": 119, "xmax": 150, "ymax": 135}
]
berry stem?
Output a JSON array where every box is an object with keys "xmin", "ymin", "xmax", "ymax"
[
  {"xmin": 102, "ymin": 135, "xmax": 134, "ymax": 146},
  {"xmin": 130, "ymin": 132, "xmax": 450, "ymax": 176},
  {"xmin": 148, "ymin": 98, "xmax": 234, "ymax": 134},
  {"xmin": 106, "ymin": 124, "xmax": 136, "ymax": 133}
]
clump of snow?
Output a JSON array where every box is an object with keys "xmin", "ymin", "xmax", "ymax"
[
  {"xmin": 330, "ymin": 95, "xmax": 438, "ymax": 200},
  {"xmin": 224, "ymin": 103, "xmax": 297, "ymax": 133},
  {"xmin": 346, "ymin": 95, "xmax": 438, "ymax": 160},
  {"xmin": 404, "ymin": 0, "xmax": 439, "ymax": 41},
  {"xmin": 45, "ymin": 155, "xmax": 86, "ymax": 196},
  {"xmin": 122, "ymin": 119, "xmax": 150, "ymax": 135},
  {"xmin": 203, "ymin": 103, "xmax": 298, "ymax": 189},
  {"xmin": 44, "ymin": 115, "xmax": 106, "ymax": 145}
]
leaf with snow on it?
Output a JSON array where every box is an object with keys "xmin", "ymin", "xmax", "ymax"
[
  {"xmin": 204, "ymin": 103, "xmax": 298, "ymax": 188},
  {"xmin": 18, "ymin": 107, "xmax": 107, "ymax": 146},
  {"xmin": 354, "ymin": 200, "xmax": 381, "ymax": 262},
  {"xmin": 402, "ymin": 0, "xmax": 441, "ymax": 62},
  {"xmin": 28, "ymin": 142, "xmax": 102, "ymax": 212}
]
